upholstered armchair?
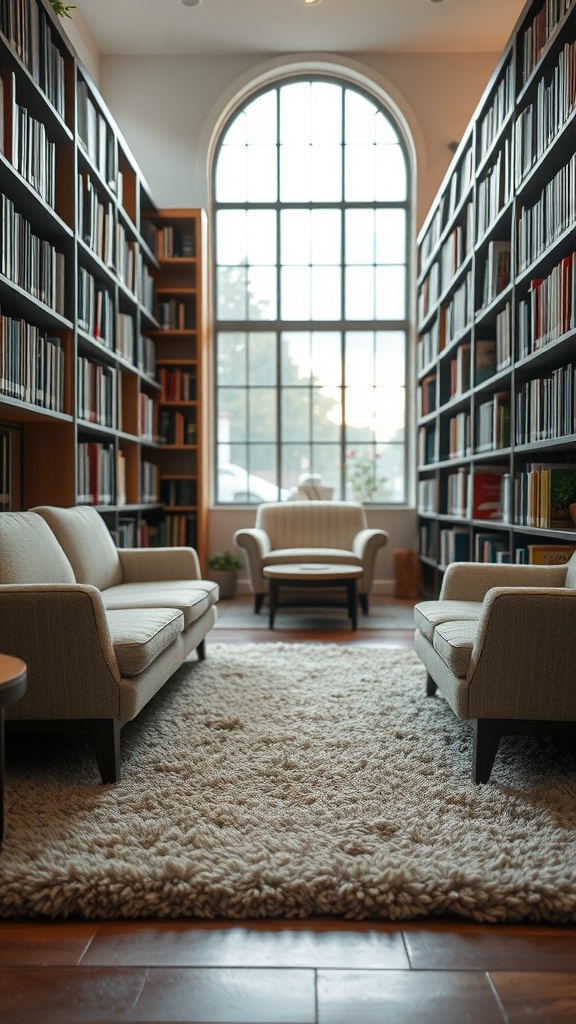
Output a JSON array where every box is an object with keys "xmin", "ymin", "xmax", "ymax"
[
  {"xmin": 414, "ymin": 555, "xmax": 576, "ymax": 783},
  {"xmin": 234, "ymin": 500, "xmax": 388, "ymax": 614}
]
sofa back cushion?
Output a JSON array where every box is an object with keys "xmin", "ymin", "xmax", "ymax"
[
  {"xmin": 256, "ymin": 501, "xmax": 366, "ymax": 550},
  {"xmin": 564, "ymin": 551, "xmax": 576, "ymax": 588},
  {"xmin": 31, "ymin": 505, "xmax": 122, "ymax": 590},
  {"xmin": 0, "ymin": 511, "xmax": 76, "ymax": 584}
]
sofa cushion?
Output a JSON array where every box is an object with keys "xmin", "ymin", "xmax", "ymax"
[
  {"xmin": 432, "ymin": 619, "xmax": 478, "ymax": 678},
  {"xmin": 106, "ymin": 607, "xmax": 184, "ymax": 677},
  {"xmin": 262, "ymin": 548, "xmax": 360, "ymax": 567},
  {"xmin": 414, "ymin": 600, "xmax": 483, "ymax": 642},
  {"xmin": 102, "ymin": 582, "xmax": 214, "ymax": 627},
  {"xmin": 31, "ymin": 505, "xmax": 122, "ymax": 591},
  {"xmin": 0, "ymin": 511, "xmax": 76, "ymax": 584}
]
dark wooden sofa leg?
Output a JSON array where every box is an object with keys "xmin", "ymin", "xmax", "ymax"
[
  {"xmin": 472, "ymin": 719, "xmax": 502, "ymax": 784},
  {"xmin": 425, "ymin": 673, "xmax": 438, "ymax": 697},
  {"xmin": 359, "ymin": 593, "xmax": 369, "ymax": 615},
  {"xmin": 254, "ymin": 593, "xmax": 265, "ymax": 614},
  {"xmin": 86, "ymin": 719, "xmax": 123, "ymax": 784},
  {"xmin": 196, "ymin": 639, "xmax": 206, "ymax": 661}
]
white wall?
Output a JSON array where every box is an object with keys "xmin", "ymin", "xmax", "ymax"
[{"xmin": 84, "ymin": 48, "xmax": 500, "ymax": 590}]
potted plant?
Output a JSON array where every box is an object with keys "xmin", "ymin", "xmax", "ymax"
[{"xmin": 207, "ymin": 550, "xmax": 243, "ymax": 600}]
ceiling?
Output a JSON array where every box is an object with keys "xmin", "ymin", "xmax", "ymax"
[{"xmin": 70, "ymin": 0, "xmax": 526, "ymax": 58}]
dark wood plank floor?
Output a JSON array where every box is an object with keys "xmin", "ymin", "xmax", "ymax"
[{"xmin": 2, "ymin": 598, "xmax": 575, "ymax": 1022}]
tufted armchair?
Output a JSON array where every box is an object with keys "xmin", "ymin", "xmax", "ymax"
[
  {"xmin": 414, "ymin": 554, "xmax": 576, "ymax": 783},
  {"xmin": 234, "ymin": 500, "xmax": 388, "ymax": 614}
]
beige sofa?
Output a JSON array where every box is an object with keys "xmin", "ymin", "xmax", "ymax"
[
  {"xmin": 0, "ymin": 505, "xmax": 218, "ymax": 783},
  {"xmin": 414, "ymin": 556, "xmax": 576, "ymax": 782},
  {"xmin": 234, "ymin": 500, "xmax": 388, "ymax": 613}
]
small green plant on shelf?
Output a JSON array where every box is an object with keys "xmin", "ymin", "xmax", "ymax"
[
  {"xmin": 207, "ymin": 551, "xmax": 243, "ymax": 571},
  {"xmin": 50, "ymin": 1, "xmax": 75, "ymax": 17}
]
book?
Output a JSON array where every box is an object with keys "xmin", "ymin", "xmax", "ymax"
[
  {"xmin": 471, "ymin": 470, "xmax": 504, "ymax": 520},
  {"xmin": 527, "ymin": 545, "xmax": 576, "ymax": 565}
]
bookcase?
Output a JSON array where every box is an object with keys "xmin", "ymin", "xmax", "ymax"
[
  {"xmin": 417, "ymin": 0, "xmax": 576, "ymax": 595},
  {"xmin": 0, "ymin": 0, "xmax": 207, "ymax": 561},
  {"xmin": 141, "ymin": 209, "xmax": 208, "ymax": 564}
]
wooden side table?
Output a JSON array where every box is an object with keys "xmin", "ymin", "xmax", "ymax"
[{"xmin": 0, "ymin": 655, "xmax": 27, "ymax": 846}]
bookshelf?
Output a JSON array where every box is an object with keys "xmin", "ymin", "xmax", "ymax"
[
  {"xmin": 416, "ymin": 0, "xmax": 576, "ymax": 595},
  {"xmin": 0, "ymin": 0, "xmax": 211, "ymax": 553},
  {"xmin": 142, "ymin": 209, "xmax": 208, "ymax": 565}
]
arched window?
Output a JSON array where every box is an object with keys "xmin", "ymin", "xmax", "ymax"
[{"xmin": 213, "ymin": 75, "xmax": 411, "ymax": 504}]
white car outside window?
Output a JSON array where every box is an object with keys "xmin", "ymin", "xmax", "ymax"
[{"xmin": 218, "ymin": 464, "xmax": 289, "ymax": 503}]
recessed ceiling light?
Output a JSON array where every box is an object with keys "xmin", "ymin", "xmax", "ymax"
[
  {"xmin": 300, "ymin": 0, "xmax": 322, "ymax": 6},
  {"xmin": 180, "ymin": 0, "xmax": 201, "ymax": 6}
]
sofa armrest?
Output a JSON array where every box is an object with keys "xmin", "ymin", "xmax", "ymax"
[
  {"xmin": 440, "ymin": 561, "xmax": 568, "ymax": 601},
  {"xmin": 467, "ymin": 586, "xmax": 576, "ymax": 720},
  {"xmin": 0, "ymin": 584, "xmax": 122, "ymax": 719},
  {"xmin": 118, "ymin": 546, "xmax": 201, "ymax": 583}
]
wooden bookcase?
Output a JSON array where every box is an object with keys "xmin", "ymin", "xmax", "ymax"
[
  {"xmin": 141, "ymin": 209, "xmax": 208, "ymax": 566},
  {"xmin": 416, "ymin": 0, "xmax": 576, "ymax": 596},
  {"xmin": 0, "ymin": 0, "xmax": 207, "ymax": 557}
]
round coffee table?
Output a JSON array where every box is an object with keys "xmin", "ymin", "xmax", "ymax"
[
  {"xmin": 262, "ymin": 563, "xmax": 363, "ymax": 630},
  {"xmin": 0, "ymin": 654, "xmax": 27, "ymax": 846}
]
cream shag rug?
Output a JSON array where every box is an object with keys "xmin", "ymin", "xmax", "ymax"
[{"xmin": 2, "ymin": 642, "xmax": 576, "ymax": 923}]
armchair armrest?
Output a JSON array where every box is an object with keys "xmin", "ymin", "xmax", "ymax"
[
  {"xmin": 352, "ymin": 528, "xmax": 388, "ymax": 559},
  {"xmin": 118, "ymin": 546, "xmax": 201, "ymax": 583},
  {"xmin": 468, "ymin": 586, "xmax": 576, "ymax": 720},
  {"xmin": 440, "ymin": 561, "xmax": 568, "ymax": 602},
  {"xmin": 233, "ymin": 528, "xmax": 271, "ymax": 559},
  {"xmin": 0, "ymin": 584, "xmax": 121, "ymax": 719}
]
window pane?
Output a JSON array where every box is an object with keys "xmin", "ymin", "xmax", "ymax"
[
  {"xmin": 222, "ymin": 111, "xmax": 247, "ymax": 146},
  {"xmin": 247, "ymin": 267, "xmax": 277, "ymax": 321},
  {"xmin": 376, "ymin": 443, "xmax": 406, "ymax": 501},
  {"xmin": 217, "ymin": 332, "xmax": 247, "ymax": 386},
  {"xmin": 345, "ymin": 266, "xmax": 374, "ymax": 320},
  {"xmin": 374, "ymin": 387, "xmax": 405, "ymax": 442},
  {"xmin": 345, "ymin": 89, "xmax": 378, "ymax": 144},
  {"xmin": 281, "ymin": 387, "xmax": 311, "ymax": 440},
  {"xmin": 218, "ymin": 387, "xmax": 247, "ymax": 441},
  {"xmin": 248, "ymin": 332, "xmax": 276, "ymax": 386},
  {"xmin": 282, "ymin": 443, "xmax": 312, "ymax": 491},
  {"xmin": 311, "ymin": 331, "xmax": 341, "ymax": 387},
  {"xmin": 311, "ymin": 266, "xmax": 341, "ymax": 320},
  {"xmin": 247, "ymin": 145, "xmax": 277, "ymax": 202},
  {"xmin": 216, "ymin": 210, "xmax": 247, "ymax": 265},
  {"xmin": 310, "ymin": 144, "xmax": 342, "ymax": 201},
  {"xmin": 280, "ymin": 144, "xmax": 311, "ymax": 201},
  {"xmin": 309, "ymin": 445, "xmax": 341, "ymax": 492},
  {"xmin": 376, "ymin": 209, "xmax": 406, "ymax": 264},
  {"xmin": 375, "ymin": 331, "xmax": 405, "ymax": 386},
  {"xmin": 246, "ymin": 210, "xmax": 277, "ymax": 265},
  {"xmin": 217, "ymin": 266, "xmax": 248, "ymax": 320},
  {"xmin": 345, "ymin": 145, "xmax": 375, "ymax": 202},
  {"xmin": 311, "ymin": 210, "xmax": 341, "ymax": 264},
  {"xmin": 281, "ymin": 331, "xmax": 312, "ymax": 385},
  {"xmin": 281, "ymin": 266, "xmax": 310, "ymax": 320},
  {"xmin": 281, "ymin": 209, "xmax": 311, "ymax": 265},
  {"xmin": 376, "ymin": 144, "xmax": 407, "ymax": 201},
  {"xmin": 245, "ymin": 90, "xmax": 277, "ymax": 144},
  {"xmin": 345, "ymin": 332, "xmax": 374, "ymax": 387},
  {"xmin": 375, "ymin": 266, "xmax": 406, "ymax": 319},
  {"xmin": 216, "ymin": 146, "xmax": 246, "ymax": 202},
  {"xmin": 311, "ymin": 82, "xmax": 342, "ymax": 144},
  {"xmin": 312, "ymin": 387, "xmax": 341, "ymax": 441},
  {"xmin": 346, "ymin": 209, "xmax": 375, "ymax": 264},
  {"xmin": 280, "ymin": 81, "xmax": 311, "ymax": 143},
  {"xmin": 248, "ymin": 388, "xmax": 277, "ymax": 442}
]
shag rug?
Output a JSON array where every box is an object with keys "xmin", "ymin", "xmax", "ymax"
[{"xmin": 2, "ymin": 642, "xmax": 576, "ymax": 923}]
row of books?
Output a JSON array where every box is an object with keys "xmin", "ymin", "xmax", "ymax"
[
  {"xmin": 521, "ymin": 0, "xmax": 571, "ymax": 84},
  {"xmin": 518, "ymin": 251, "xmax": 576, "ymax": 358},
  {"xmin": 77, "ymin": 441, "xmax": 117, "ymax": 505},
  {"xmin": 78, "ymin": 173, "xmax": 115, "ymax": 267},
  {"xmin": 138, "ymin": 392, "xmax": 156, "ymax": 442},
  {"xmin": 0, "ymin": 312, "xmax": 64, "ymax": 410},
  {"xmin": 515, "ymin": 364, "xmax": 576, "ymax": 445},
  {"xmin": 157, "ymin": 367, "xmax": 197, "ymax": 403},
  {"xmin": 77, "ymin": 355, "xmax": 118, "ymax": 429},
  {"xmin": 445, "ymin": 468, "xmax": 505, "ymax": 520},
  {"xmin": 475, "ymin": 391, "xmax": 511, "ymax": 452},
  {"xmin": 438, "ymin": 204, "xmax": 473, "ymax": 295},
  {"xmin": 0, "ymin": 0, "xmax": 65, "ymax": 117},
  {"xmin": 77, "ymin": 268, "xmax": 114, "ymax": 347},
  {"xmin": 1, "ymin": 71, "xmax": 57, "ymax": 208},
  {"xmin": 417, "ymin": 476, "xmax": 437, "ymax": 514},
  {"xmin": 0, "ymin": 194, "xmax": 65, "ymax": 315},
  {"xmin": 514, "ymin": 464, "xmax": 576, "ymax": 528},
  {"xmin": 516, "ymin": 152, "xmax": 576, "ymax": 274},
  {"xmin": 436, "ymin": 529, "xmax": 576, "ymax": 566},
  {"xmin": 116, "ymin": 223, "xmax": 138, "ymax": 295},
  {"xmin": 476, "ymin": 139, "xmax": 512, "ymax": 240},
  {"xmin": 0, "ymin": 429, "xmax": 11, "ymax": 510},
  {"xmin": 446, "ymin": 410, "xmax": 471, "ymax": 459},
  {"xmin": 418, "ymin": 146, "xmax": 474, "ymax": 275},
  {"xmin": 152, "ymin": 513, "xmax": 198, "ymax": 549},
  {"xmin": 77, "ymin": 79, "xmax": 116, "ymax": 191},
  {"xmin": 478, "ymin": 60, "xmax": 514, "ymax": 158},
  {"xmin": 141, "ymin": 460, "xmax": 159, "ymax": 504},
  {"xmin": 418, "ymin": 423, "xmax": 436, "ymax": 466},
  {"xmin": 157, "ymin": 409, "xmax": 197, "ymax": 446},
  {"xmin": 156, "ymin": 298, "xmax": 194, "ymax": 332},
  {"xmin": 480, "ymin": 240, "xmax": 511, "ymax": 308},
  {"xmin": 439, "ymin": 270, "xmax": 473, "ymax": 347},
  {"xmin": 516, "ymin": 37, "xmax": 576, "ymax": 186},
  {"xmin": 154, "ymin": 225, "xmax": 196, "ymax": 259},
  {"xmin": 160, "ymin": 479, "xmax": 197, "ymax": 507}
]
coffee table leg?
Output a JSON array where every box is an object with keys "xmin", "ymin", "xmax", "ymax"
[
  {"xmin": 348, "ymin": 580, "xmax": 358, "ymax": 630},
  {"xmin": 268, "ymin": 580, "xmax": 277, "ymax": 629}
]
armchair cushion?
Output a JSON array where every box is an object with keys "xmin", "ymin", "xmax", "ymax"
[
  {"xmin": 432, "ymin": 619, "xmax": 477, "ymax": 678},
  {"xmin": 413, "ymin": 600, "xmax": 482, "ymax": 641}
]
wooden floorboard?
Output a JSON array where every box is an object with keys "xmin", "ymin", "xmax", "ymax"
[{"xmin": 2, "ymin": 598, "xmax": 575, "ymax": 1022}]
